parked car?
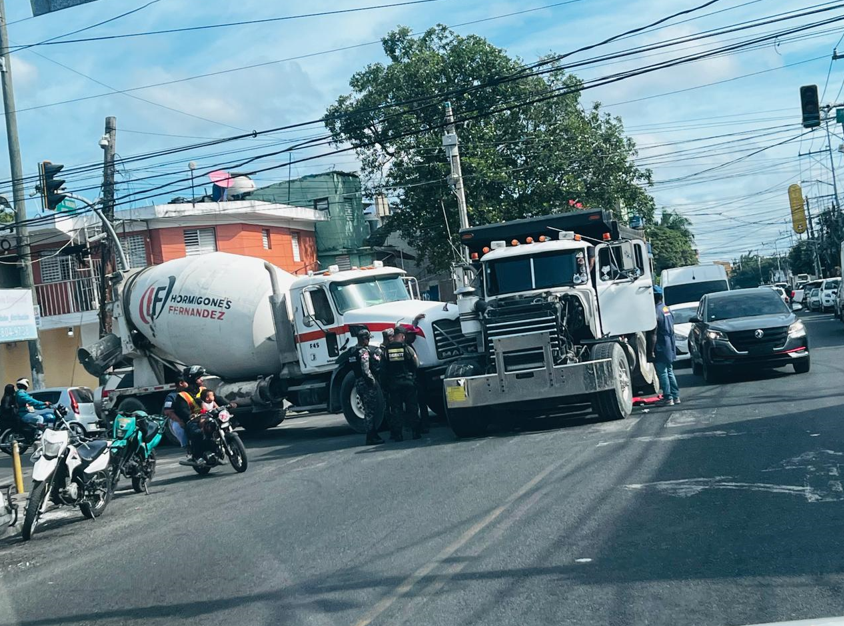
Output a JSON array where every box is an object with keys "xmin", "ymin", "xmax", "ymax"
[
  {"xmin": 27, "ymin": 387, "xmax": 103, "ymax": 435},
  {"xmin": 767, "ymin": 285, "xmax": 789, "ymax": 305},
  {"xmin": 836, "ymin": 281, "xmax": 844, "ymax": 321},
  {"xmin": 796, "ymin": 280, "xmax": 822, "ymax": 306},
  {"xmin": 689, "ymin": 288, "xmax": 809, "ymax": 383},
  {"xmin": 669, "ymin": 302, "xmax": 698, "ymax": 364},
  {"xmin": 808, "ymin": 287, "xmax": 822, "ymax": 312},
  {"xmin": 820, "ymin": 278, "xmax": 841, "ymax": 312}
]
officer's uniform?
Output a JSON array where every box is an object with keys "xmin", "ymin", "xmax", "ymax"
[
  {"xmin": 381, "ymin": 334, "xmax": 420, "ymax": 440},
  {"xmin": 349, "ymin": 336, "xmax": 380, "ymax": 441}
]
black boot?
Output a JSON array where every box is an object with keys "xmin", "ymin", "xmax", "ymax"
[{"xmin": 365, "ymin": 432, "xmax": 385, "ymax": 445}]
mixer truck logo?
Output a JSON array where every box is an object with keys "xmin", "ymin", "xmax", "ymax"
[{"xmin": 138, "ymin": 275, "xmax": 233, "ymax": 324}]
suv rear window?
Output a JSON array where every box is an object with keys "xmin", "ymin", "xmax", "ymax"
[
  {"xmin": 71, "ymin": 388, "xmax": 94, "ymax": 403},
  {"xmin": 29, "ymin": 391, "xmax": 61, "ymax": 404}
]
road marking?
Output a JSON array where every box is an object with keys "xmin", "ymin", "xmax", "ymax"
[
  {"xmin": 665, "ymin": 409, "xmax": 716, "ymax": 428},
  {"xmin": 352, "ymin": 455, "xmax": 567, "ymax": 626},
  {"xmin": 575, "ymin": 558, "xmax": 593, "ymax": 563},
  {"xmin": 597, "ymin": 430, "xmax": 743, "ymax": 446},
  {"xmin": 590, "ymin": 417, "xmax": 640, "ymax": 433},
  {"xmin": 624, "ymin": 477, "xmax": 819, "ymax": 500}
]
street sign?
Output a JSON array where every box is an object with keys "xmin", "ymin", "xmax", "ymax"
[
  {"xmin": 0, "ymin": 290, "xmax": 38, "ymax": 343},
  {"xmin": 788, "ymin": 184, "xmax": 808, "ymax": 234},
  {"xmin": 30, "ymin": 0, "xmax": 99, "ymax": 16},
  {"xmin": 56, "ymin": 198, "xmax": 76, "ymax": 213}
]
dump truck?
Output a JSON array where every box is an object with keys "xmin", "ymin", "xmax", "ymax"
[{"xmin": 443, "ymin": 209, "xmax": 659, "ymax": 437}]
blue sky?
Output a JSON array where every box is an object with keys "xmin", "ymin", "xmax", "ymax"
[{"xmin": 2, "ymin": 0, "xmax": 841, "ymax": 262}]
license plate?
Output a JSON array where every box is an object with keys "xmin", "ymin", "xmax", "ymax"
[{"xmin": 446, "ymin": 384, "xmax": 467, "ymax": 403}]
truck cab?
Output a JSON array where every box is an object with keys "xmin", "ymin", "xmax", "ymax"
[{"xmin": 443, "ymin": 209, "xmax": 659, "ymax": 437}]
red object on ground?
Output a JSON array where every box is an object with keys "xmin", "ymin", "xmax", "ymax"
[{"xmin": 633, "ymin": 394, "xmax": 663, "ymax": 406}]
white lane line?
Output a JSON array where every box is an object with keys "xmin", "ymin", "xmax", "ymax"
[
  {"xmin": 624, "ymin": 477, "xmax": 818, "ymax": 500},
  {"xmin": 590, "ymin": 417, "xmax": 640, "ymax": 433},
  {"xmin": 597, "ymin": 430, "xmax": 743, "ymax": 446},
  {"xmin": 665, "ymin": 409, "xmax": 716, "ymax": 428}
]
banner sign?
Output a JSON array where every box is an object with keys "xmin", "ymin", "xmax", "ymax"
[{"xmin": 0, "ymin": 290, "xmax": 38, "ymax": 343}]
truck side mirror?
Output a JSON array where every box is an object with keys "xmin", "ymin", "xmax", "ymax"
[
  {"xmin": 301, "ymin": 292, "xmax": 316, "ymax": 327},
  {"xmin": 616, "ymin": 241, "xmax": 636, "ymax": 272}
]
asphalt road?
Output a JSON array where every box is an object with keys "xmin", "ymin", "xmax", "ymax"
[{"xmin": 2, "ymin": 311, "xmax": 844, "ymax": 626}]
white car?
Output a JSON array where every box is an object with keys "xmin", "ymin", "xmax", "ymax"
[
  {"xmin": 767, "ymin": 285, "xmax": 790, "ymax": 305},
  {"xmin": 669, "ymin": 301, "xmax": 698, "ymax": 363},
  {"xmin": 820, "ymin": 278, "xmax": 841, "ymax": 312}
]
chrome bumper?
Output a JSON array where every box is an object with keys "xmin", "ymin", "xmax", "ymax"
[{"xmin": 444, "ymin": 333, "xmax": 615, "ymax": 410}]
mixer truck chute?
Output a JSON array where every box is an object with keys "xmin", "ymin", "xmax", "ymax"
[
  {"xmin": 80, "ymin": 252, "xmax": 474, "ymax": 432},
  {"xmin": 443, "ymin": 209, "xmax": 660, "ymax": 438}
]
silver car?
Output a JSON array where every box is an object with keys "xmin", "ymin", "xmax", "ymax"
[{"xmin": 28, "ymin": 387, "xmax": 103, "ymax": 436}]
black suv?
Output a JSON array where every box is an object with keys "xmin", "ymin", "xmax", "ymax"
[{"xmin": 689, "ymin": 288, "xmax": 809, "ymax": 383}]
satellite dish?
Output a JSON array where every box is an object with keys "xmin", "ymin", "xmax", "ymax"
[
  {"xmin": 209, "ymin": 170, "xmax": 235, "ymax": 188},
  {"xmin": 228, "ymin": 176, "xmax": 256, "ymax": 195}
]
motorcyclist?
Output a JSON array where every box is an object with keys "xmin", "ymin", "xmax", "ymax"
[
  {"xmin": 14, "ymin": 378, "xmax": 53, "ymax": 427},
  {"xmin": 172, "ymin": 366, "xmax": 209, "ymax": 466}
]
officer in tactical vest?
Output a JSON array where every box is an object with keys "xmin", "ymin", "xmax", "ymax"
[
  {"xmin": 349, "ymin": 329, "xmax": 384, "ymax": 446},
  {"xmin": 381, "ymin": 326, "xmax": 420, "ymax": 441}
]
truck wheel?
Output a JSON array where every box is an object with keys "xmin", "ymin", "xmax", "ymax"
[
  {"xmin": 591, "ymin": 342, "xmax": 633, "ymax": 421},
  {"xmin": 444, "ymin": 359, "xmax": 487, "ymax": 438},
  {"xmin": 240, "ymin": 410, "xmax": 285, "ymax": 433},
  {"xmin": 340, "ymin": 371, "xmax": 384, "ymax": 434}
]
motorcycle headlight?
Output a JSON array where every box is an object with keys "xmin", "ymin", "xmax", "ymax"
[
  {"xmin": 705, "ymin": 329, "xmax": 725, "ymax": 341},
  {"xmin": 788, "ymin": 320, "xmax": 806, "ymax": 338},
  {"xmin": 42, "ymin": 439, "xmax": 64, "ymax": 459}
]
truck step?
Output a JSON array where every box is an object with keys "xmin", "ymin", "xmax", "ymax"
[
  {"xmin": 287, "ymin": 403, "xmax": 328, "ymax": 413},
  {"xmin": 285, "ymin": 382, "xmax": 328, "ymax": 392}
]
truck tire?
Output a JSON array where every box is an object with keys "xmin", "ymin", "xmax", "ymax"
[
  {"xmin": 340, "ymin": 371, "xmax": 384, "ymax": 434},
  {"xmin": 443, "ymin": 359, "xmax": 487, "ymax": 438},
  {"xmin": 239, "ymin": 410, "xmax": 285, "ymax": 433},
  {"xmin": 591, "ymin": 342, "xmax": 633, "ymax": 421},
  {"xmin": 629, "ymin": 332, "xmax": 658, "ymax": 396}
]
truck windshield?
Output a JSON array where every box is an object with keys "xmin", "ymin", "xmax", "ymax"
[
  {"xmin": 486, "ymin": 250, "xmax": 581, "ymax": 296},
  {"xmin": 329, "ymin": 275, "xmax": 410, "ymax": 313},
  {"xmin": 663, "ymin": 280, "xmax": 728, "ymax": 306}
]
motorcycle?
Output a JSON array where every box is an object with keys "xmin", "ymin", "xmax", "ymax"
[
  {"xmin": 109, "ymin": 410, "xmax": 166, "ymax": 494},
  {"xmin": 0, "ymin": 416, "xmax": 43, "ymax": 456},
  {"xmin": 181, "ymin": 406, "xmax": 248, "ymax": 476},
  {"xmin": 21, "ymin": 407, "xmax": 114, "ymax": 541}
]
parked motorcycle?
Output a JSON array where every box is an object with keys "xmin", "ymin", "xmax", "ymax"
[
  {"xmin": 109, "ymin": 410, "xmax": 166, "ymax": 494},
  {"xmin": 21, "ymin": 408, "xmax": 113, "ymax": 541},
  {"xmin": 181, "ymin": 406, "xmax": 248, "ymax": 476}
]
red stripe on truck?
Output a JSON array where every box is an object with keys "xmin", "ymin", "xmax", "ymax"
[{"xmin": 294, "ymin": 322, "xmax": 421, "ymax": 344}]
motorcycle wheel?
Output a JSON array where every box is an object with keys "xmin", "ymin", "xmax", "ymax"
[
  {"xmin": 0, "ymin": 428, "xmax": 29, "ymax": 456},
  {"xmin": 80, "ymin": 471, "xmax": 113, "ymax": 519},
  {"xmin": 21, "ymin": 480, "xmax": 47, "ymax": 541},
  {"xmin": 227, "ymin": 433, "xmax": 248, "ymax": 473},
  {"xmin": 132, "ymin": 450, "xmax": 156, "ymax": 493}
]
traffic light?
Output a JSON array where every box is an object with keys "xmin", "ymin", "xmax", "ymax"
[
  {"xmin": 800, "ymin": 85, "xmax": 821, "ymax": 128},
  {"xmin": 36, "ymin": 161, "xmax": 67, "ymax": 211}
]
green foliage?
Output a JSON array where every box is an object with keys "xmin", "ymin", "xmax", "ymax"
[
  {"xmin": 788, "ymin": 241, "xmax": 816, "ymax": 276},
  {"xmin": 647, "ymin": 210, "xmax": 697, "ymax": 276},
  {"xmin": 729, "ymin": 253, "xmax": 782, "ymax": 288},
  {"xmin": 326, "ymin": 26, "xmax": 655, "ymax": 270},
  {"xmin": 0, "ymin": 210, "xmax": 12, "ymax": 224}
]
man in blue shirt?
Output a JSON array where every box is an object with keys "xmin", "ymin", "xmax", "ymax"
[
  {"xmin": 652, "ymin": 288, "xmax": 680, "ymax": 406},
  {"xmin": 14, "ymin": 378, "xmax": 52, "ymax": 426}
]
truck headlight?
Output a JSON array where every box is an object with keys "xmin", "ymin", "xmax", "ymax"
[
  {"xmin": 788, "ymin": 320, "xmax": 806, "ymax": 338},
  {"xmin": 705, "ymin": 329, "xmax": 725, "ymax": 341}
]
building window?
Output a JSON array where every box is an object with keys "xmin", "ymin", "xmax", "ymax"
[
  {"xmin": 39, "ymin": 251, "xmax": 74, "ymax": 283},
  {"xmin": 184, "ymin": 228, "xmax": 217, "ymax": 256},
  {"xmin": 313, "ymin": 198, "xmax": 329, "ymax": 212},
  {"xmin": 291, "ymin": 232, "xmax": 301, "ymax": 262},
  {"xmin": 262, "ymin": 229, "xmax": 271, "ymax": 250},
  {"xmin": 122, "ymin": 234, "xmax": 148, "ymax": 269},
  {"xmin": 335, "ymin": 254, "xmax": 351, "ymax": 271}
]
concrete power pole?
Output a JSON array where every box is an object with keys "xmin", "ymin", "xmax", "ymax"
[
  {"xmin": 0, "ymin": 0, "xmax": 45, "ymax": 388},
  {"xmin": 443, "ymin": 102, "xmax": 470, "ymax": 263},
  {"xmin": 98, "ymin": 116, "xmax": 117, "ymax": 337}
]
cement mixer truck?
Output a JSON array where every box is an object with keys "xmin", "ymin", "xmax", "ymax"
[{"xmin": 80, "ymin": 252, "xmax": 476, "ymax": 432}]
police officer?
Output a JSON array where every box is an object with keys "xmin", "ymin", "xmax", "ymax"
[
  {"xmin": 401, "ymin": 318, "xmax": 429, "ymax": 434},
  {"xmin": 349, "ymin": 329, "xmax": 384, "ymax": 446},
  {"xmin": 381, "ymin": 326, "xmax": 420, "ymax": 441}
]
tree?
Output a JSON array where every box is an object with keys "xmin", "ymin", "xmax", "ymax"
[
  {"xmin": 788, "ymin": 241, "xmax": 816, "ymax": 276},
  {"xmin": 326, "ymin": 26, "xmax": 655, "ymax": 271},
  {"xmin": 647, "ymin": 210, "xmax": 697, "ymax": 276},
  {"xmin": 730, "ymin": 253, "xmax": 782, "ymax": 288}
]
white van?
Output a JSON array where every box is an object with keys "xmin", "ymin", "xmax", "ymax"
[{"xmin": 660, "ymin": 264, "xmax": 730, "ymax": 306}]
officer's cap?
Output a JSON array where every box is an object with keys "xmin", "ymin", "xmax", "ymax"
[
  {"xmin": 393, "ymin": 326, "xmax": 406, "ymax": 336},
  {"xmin": 357, "ymin": 328, "xmax": 371, "ymax": 339}
]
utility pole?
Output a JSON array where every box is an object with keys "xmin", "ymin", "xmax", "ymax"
[
  {"xmin": 823, "ymin": 106, "xmax": 841, "ymax": 212},
  {"xmin": 98, "ymin": 116, "xmax": 117, "ymax": 337},
  {"xmin": 443, "ymin": 102, "xmax": 470, "ymax": 263},
  {"xmin": 805, "ymin": 197, "xmax": 823, "ymax": 278},
  {"xmin": 0, "ymin": 0, "xmax": 45, "ymax": 388}
]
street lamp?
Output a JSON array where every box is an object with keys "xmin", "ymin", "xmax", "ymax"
[{"xmin": 188, "ymin": 161, "xmax": 197, "ymax": 207}]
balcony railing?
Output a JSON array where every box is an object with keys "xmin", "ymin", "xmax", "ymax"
[{"xmin": 35, "ymin": 261, "xmax": 101, "ymax": 318}]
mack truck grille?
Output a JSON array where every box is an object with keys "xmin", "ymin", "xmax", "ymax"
[
  {"xmin": 432, "ymin": 319, "xmax": 478, "ymax": 360},
  {"xmin": 484, "ymin": 300, "xmax": 560, "ymax": 371}
]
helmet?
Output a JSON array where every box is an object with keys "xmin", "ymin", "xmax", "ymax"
[
  {"xmin": 182, "ymin": 365, "xmax": 206, "ymax": 384},
  {"xmin": 393, "ymin": 326, "xmax": 406, "ymax": 337},
  {"xmin": 357, "ymin": 328, "xmax": 371, "ymax": 340},
  {"xmin": 16, "ymin": 378, "xmax": 30, "ymax": 389}
]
